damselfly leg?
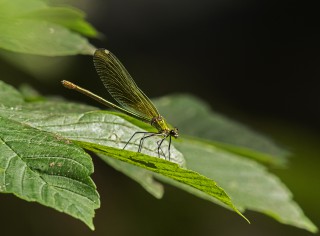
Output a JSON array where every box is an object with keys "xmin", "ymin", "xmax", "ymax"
[{"xmin": 123, "ymin": 131, "xmax": 170, "ymax": 160}]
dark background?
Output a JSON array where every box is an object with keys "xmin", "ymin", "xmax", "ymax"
[
  {"xmin": 89, "ymin": 0, "xmax": 320, "ymax": 129},
  {"xmin": 1, "ymin": 0, "xmax": 320, "ymax": 235}
]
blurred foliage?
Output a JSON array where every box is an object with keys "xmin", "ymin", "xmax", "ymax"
[
  {"xmin": 154, "ymin": 95, "xmax": 289, "ymax": 167},
  {"xmin": 0, "ymin": 0, "xmax": 96, "ymax": 56}
]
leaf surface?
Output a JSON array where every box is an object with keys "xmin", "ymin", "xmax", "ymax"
[{"xmin": 0, "ymin": 116, "xmax": 99, "ymax": 230}]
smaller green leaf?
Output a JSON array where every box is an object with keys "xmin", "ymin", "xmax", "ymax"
[
  {"xmin": 0, "ymin": 19, "xmax": 95, "ymax": 56},
  {"xmin": 23, "ymin": 6, "xmax": 98, "ymax": 37},
  {"xmin": 0, "ymin": 0, "xmax": 97, "ymax": 56},
  {"xmin": 77, "ymin": 140, "xmax": 249, "ymax": 223},
  {"xmin": 0, "ymin": 0, "xmax": 46, "ymax": 17}
]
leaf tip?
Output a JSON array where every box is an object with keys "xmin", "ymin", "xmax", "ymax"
[{"xmin": 235, "ymin": 208, "xmax": 250, "ymax": 224}]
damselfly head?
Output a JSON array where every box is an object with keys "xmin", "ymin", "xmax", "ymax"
[{"xmin": 170, "ymin": 128, "xmax": 179, "ymax": 138}]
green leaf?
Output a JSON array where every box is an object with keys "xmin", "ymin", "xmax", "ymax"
[
  {"xmin": 154, "ymin": 94, "xmax": 289, "ymax": 166},
  {"xmin": 0, "ymin": 116, "xmax": 100, "ymax": 230},
  {"xmin": 0, "ymin": 0, "xmax": 96, "ymax": 56},
  {"xmin": 0, "ymin": 100, "xmax": 247, "ymax": 221},
  {"xmin": 76, "ymin": 141, "xmax": 249, "ymax": 223}
]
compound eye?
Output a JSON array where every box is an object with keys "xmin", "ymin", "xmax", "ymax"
[{"xmin": 171, "ymin": 128, "xmax": 179, "ymax": 138}]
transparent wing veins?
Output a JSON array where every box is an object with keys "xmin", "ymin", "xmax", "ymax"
[{"xmin": 93, "ymin": 49, "xmax": 160, "ymax": 121}]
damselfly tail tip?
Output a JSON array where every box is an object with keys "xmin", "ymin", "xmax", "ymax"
[{"xmin": 61, "ymin": 80, "xmax": 76, "ymax": 90}]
